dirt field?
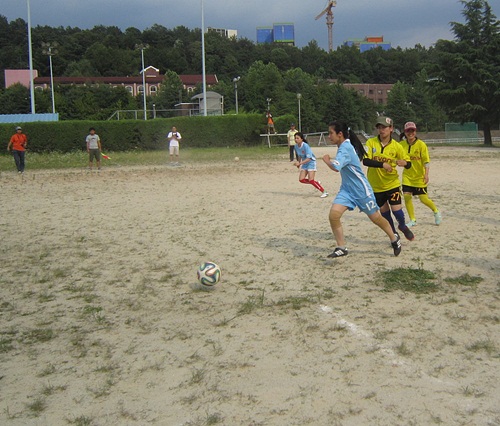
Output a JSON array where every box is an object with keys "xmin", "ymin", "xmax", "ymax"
[{"xmin": 1, "ymin": 146, "xmax": 499, "ymax": 425}]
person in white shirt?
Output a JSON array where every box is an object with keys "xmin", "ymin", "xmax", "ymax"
[{"xmin": 167, "ymin": 126, "xmax": 182, "ymax": 164}]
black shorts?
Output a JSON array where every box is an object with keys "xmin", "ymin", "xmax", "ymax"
[
  {"xmin": 374, "ymin": 187, "xmax": 402, "ymax": 207},
  {"xmin": 402, "ymin": 185, "xmax": 428, "ymax": 196}
]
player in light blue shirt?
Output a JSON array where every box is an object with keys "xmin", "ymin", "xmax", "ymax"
[
  {"xmin": 293, "ymin": 132, "xmax": 328, "ymax": 198},
  {"xmin": 322, "ymin": 121, "xmax": 401, "ymax": 258}
]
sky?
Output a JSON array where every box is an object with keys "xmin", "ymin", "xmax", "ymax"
[{"xmin": 2, "ymin": 0, "xmax": 500, "ymax": 51}]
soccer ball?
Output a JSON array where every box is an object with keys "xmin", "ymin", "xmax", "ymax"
[
  {"xmin": 234, "ymin": 156, "xmax": 240, "ymax": 162},
  {"xmin": 197, "ymin": 262, "xmax": 221, "ymax": 287}
]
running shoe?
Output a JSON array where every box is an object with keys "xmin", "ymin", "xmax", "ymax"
[
  {"xmin": 406, "ymin": 220, "xmax": 417, "ymax": 227},
  {"xmin": 320, "ymin": 192, "xmax": 329, "ymax": 198},
  {"xmin": 434, "ymin": 211, "xmax": 442, "ymax": 225},
  {"xmin": 391, "ymin": 234, "xmax": 402, "ymax": 256},
  {"xmin": 327, "ymin": 247, "xmax": 348, "ymax": 258},
  {"xmin": 398, "ymin": 225, "xmax": 415, "ymax": 241}
]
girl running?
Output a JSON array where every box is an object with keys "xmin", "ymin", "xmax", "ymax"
[
  {"xmin": 400, "ymin": 122, "xmax": 442, "ymax": 226},
  {"xmin": 293, "ymin": 132, "xmax": 328, "ymax": 198},
  {"xmin": 363, "ymin": 117, "xmax": 415, "ymax": 241},
  {"xmin": 322, "ymin": 121, "xmax": 401, "ymax": 258}
]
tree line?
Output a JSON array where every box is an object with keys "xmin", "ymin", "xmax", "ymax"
[{"xmin": 0, "ymin": 0, "xmax": 498, "ymax": 143}]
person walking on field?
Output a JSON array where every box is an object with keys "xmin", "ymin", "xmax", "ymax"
[
  {"xmin": 7, "ymin": 126, "xmax": 28, "ymax": 174},
  {"xmin": 167, "ymin": 126, "xmax": 182, "ymax": 164},
  {"xmin": 363, "ymin": 116, "xmax": 415, "ymax": 241},
  {"xmin": 86, "ymin": 127, "xmax": 102, "ymax": 170},
  {"xmin": 400, "ymin": 122, "xmax": 442, "ymax": 227},
  {"xmin": 294, "ymin": 132, "xmax": 328, "ymax": 198},
  {"xmin": 287, "ymin": 123, "xmax": 299, "ymax": 162},
  {"xmin": 323, "ymin": 121, "xmax": 401, "ymax": 258}
]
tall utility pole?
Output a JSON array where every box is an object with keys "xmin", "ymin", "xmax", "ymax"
[
  {"xmin": 42, "ymin": 42, "xmax": 58, "ymax": 114},
  {"xmin": 135, "ymin": 44, "xmax": 149, "ymax": 120},
  {"xmin": 233, "ymin": 77, "xmax": 240, "ymax": 114},
  {"xmin": 201, "ymin": 0, "xmax": 207, "ymax": 116},
  {"xmin": 27, "ymin": 0, "xmax": 35, "ymax": 113}
]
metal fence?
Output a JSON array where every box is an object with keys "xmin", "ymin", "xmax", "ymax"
[
  {"xmin": 261, "ymin": 133, "xmax": 500, "ymax": 148},
  {"xmin": 107, "ymin": 108, "xmax": 222, "ymax": 120}
]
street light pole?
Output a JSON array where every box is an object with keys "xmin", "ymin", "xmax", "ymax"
[
  {"xmin": 233, "ymin": 76, "xmax": 240, "ymax": 114},
  {"xmin": 201, "ymin": 0, "xmax": 207, "ymax": 116},
  {"xmin": 42, "ymin": 42, "xmax": 58, "ymax": 114},
  {"xmin": 135, "ymin": 44, "xmax": 149, "ymax": 120},
  {"xmin": 27, "ymin": 0, "xmax": 35, "ymax": 114},
  {"xmin": 297, "ymin": 93, "xmax": 302, "ymax": 132}
]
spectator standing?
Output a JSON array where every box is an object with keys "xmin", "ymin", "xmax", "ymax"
[
  {"xmin": 266, "ymin": 111, "xmax": 276, "ymax": 134},
  {"xmin": 167, "ymin": 126, "xmax": 182, "ymax": 164},
  {"xmin": 86, "ymin": 127, "xmax": 102, "ymax": 170},
  {"xmin": 287, "ymin": 123, "xmax": 299, "ymax": 162},
  {"xmin": 7, "ymin": 126, "xmax": 28, "ymax": 174}
]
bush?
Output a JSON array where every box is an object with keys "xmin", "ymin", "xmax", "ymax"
[{"xmin": 0, "ymin": 114, "xmax": 264, "ymax": 153}]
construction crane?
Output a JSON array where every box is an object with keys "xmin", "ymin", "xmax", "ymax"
[{"xmin": 315, "ymin": 0, "xmax": 337, "ymax": 53}]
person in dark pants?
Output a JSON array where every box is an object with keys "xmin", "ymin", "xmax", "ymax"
[
  {"xmin": 7, "ymin": 126, "xmax": 27, "ymax": 174},
  {"xmin": 287, "ymin": 123, "xmax": 299, "ymax": 162}
]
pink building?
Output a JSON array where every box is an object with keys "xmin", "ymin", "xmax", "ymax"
[{"xmin": 5, "ymin": 69, "xmax": 39, "ymax": 88}]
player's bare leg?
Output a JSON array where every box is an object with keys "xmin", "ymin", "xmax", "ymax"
[{"xmin": 327, "ymin": 204, "xmax": 349, "ymax": 258}]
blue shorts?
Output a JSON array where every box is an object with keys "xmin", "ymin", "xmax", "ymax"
[
  {"xmin": 300, "ymin": 160, "xmax": 317, "ymax": 171},
  {"xmin": 334, "ymin": 190, "xmax": 380, "ymax": 215}
]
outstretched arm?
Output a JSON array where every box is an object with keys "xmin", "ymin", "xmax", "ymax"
[{"xmin": 322, "ymin": 154, "xmax": 339, "ymax": 172}]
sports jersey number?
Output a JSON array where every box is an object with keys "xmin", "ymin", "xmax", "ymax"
[
  {"xmin": 365, "ymin": 200, "xmax": 377, "ymax": 210},
  {"xmin": 390, "ymin": 191, "xmax": 401, "ymax": 202}
]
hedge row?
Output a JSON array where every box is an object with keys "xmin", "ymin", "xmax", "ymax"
[{"xmin": 0, "ymin": 114, "xmax": 269, "ymax": 153}]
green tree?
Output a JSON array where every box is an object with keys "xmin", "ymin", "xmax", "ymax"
[
  {"xmin": 431, "ymin": 0, "xmax": 500, "ymax": 145},
  {"xmin": 243, "ymin": 61, "xmax": 285, "ymax": 113},
  {"xmin": 0, "ymin": 83, "xmax": 30, "ymax": 114},
  {"xmin": 386, "ymin": 82, "xmax": 415, "ymax": 130},
  {"xmin": 155, "ymin": 70, "xmax": 184, "ymax": 109},
  {"xmin": 64, "ymin": 59, "xmax": 99, "ymax": 77}
]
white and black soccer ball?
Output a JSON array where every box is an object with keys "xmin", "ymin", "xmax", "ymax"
[{"xmin": 197, "ymin": 262, "xmax": 221, "ymax": 287}]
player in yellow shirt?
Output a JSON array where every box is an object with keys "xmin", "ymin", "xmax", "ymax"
[
  {"xmin": 363, "ymin": 116, "xmax": 415, "ymax": 241},
  {"xmin": 400, "ymin": 122, "xmax": 442, "ymax": 226}
]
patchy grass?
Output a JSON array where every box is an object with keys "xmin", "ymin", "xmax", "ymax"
[
  {"xmin": 25, "ymin": 396, "xmax": 47, "ymax": 417},
  {"xmin": 466, "ymin": 338, "xmax": 497, "ymax": 355},
  {"xmin": 444, "ymin": 273, "xmax": 484, "ymax": 286},
  {"xmin": 0, "ymin": 146, "xmax": 280, "ymax": 172},
  {"xmin": 21, "ymin": 328, "xmax": 55, "ymax": 345},
  {"xmin": 375, "ymin": 265, "xmax": 438, "ymax": 294}
]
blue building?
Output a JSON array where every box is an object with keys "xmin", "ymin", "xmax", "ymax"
[
  {"xmin": 257, "ymin": 23, "xmax": 295, "ymax": 46},
  {"xmin": 257, "ymin": 27, "xmax": 274, "ymax": 44}
]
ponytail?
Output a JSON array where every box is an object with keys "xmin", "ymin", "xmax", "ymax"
[{"xmin": 328, "ymin": 121, "xmax": 366, "ymax": 161}]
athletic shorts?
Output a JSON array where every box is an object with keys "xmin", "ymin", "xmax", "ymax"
[
  {"xmin": 88, "ymin": 149, "xmax": 101, "ymax": 161},
  {"xmin": 300, "ymin": 160, "xmax": 317, "ymax": 172},
  {"xmin": 169, "ymin": 145, "xmax": 179, "ymax": 156},
  {"xmin": 334, "ymin": 190, "xmax": 380, "ymax": 215},
  {"xmin": 402, "ymin": 185, "xmax": 428, "ymax": 196},
  {"xmin": 374, "ymin": 186, "xmax": 402, "ymax": 207}
]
